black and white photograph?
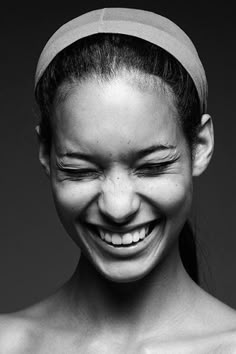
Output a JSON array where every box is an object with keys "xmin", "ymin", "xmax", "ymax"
[{"xmin": 1, "ymin": 1, "xmax": 236, "ymax": 352}]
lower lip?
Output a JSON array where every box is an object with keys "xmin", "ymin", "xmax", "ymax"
[{"xmin": 89, "ymin": 220, "xmax": 163, "ymax": 257}]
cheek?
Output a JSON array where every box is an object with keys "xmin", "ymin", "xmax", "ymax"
[
  {"xmin": 137, "ymin": 175, "xmax": 192, "ymax": 217},
  {"xmin": 51, "ymin": 180, "xmax": 99, "ymax": 220}
]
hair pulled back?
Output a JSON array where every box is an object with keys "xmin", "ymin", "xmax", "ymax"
[{"xmin": 35, "ymin": 33, "xmax": 201, "ymax": 284}]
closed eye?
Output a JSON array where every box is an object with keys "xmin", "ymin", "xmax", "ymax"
[
  {"xmin": 135, "ymin": 159, "xmax": 179, "ymax": 177},
  {"xmin": 58, "ymin": 168, "xmax": 101, "ymax": 181}
]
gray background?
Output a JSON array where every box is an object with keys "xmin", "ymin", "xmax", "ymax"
[{"xmin": 1, "ymin": 0, "xmax": 235, "ymax": 312}]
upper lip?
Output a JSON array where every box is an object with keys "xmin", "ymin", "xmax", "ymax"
[{"xmin": 85, "ymin": 219, "xmax": 158, "ymax": 234}]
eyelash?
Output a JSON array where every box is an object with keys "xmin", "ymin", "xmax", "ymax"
[
  {"xmin": 135, "ymin": 162, "xmax": 174, "ymax": 177},
  {"xmin": 60, "ymin": 168, "xmax": 101, "ymax": 181}
]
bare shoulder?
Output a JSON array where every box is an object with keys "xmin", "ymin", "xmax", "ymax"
[
  {"xmin": 139, "ymin": 286, "xmax": 236, "ymax": 353},
  {"xmin": 137, "ymin": 330, "xmax": 236, "ymax": 354},
  {"xmin": 0, "ymin": 312, "xmax": 41, "ymax": 353},
  {"xmin": 186, "ymin": 285, "xmax": 236, "ymax": 352},
  {"xmin": 0, "ymin": 286, "xmax": 78, "ymax": 353},
  {"xmin": 215, "ymin": 330, "xmax": 236, "ymax": 353},
  {"xmin": 196, "ymin": 286, "xmax": 236, "ymax": 331},
  {"xmin": 198, "ymin": 329, "xmax": 236, "ymax": 353},
  {"xmin": 0, "ymin": 290, "xmax": 65, "ymax": 353}
]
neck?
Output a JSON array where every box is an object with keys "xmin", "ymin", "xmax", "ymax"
[{"xmin": 62, "ymin": 243, "xmax": 197, "ymax": 340}]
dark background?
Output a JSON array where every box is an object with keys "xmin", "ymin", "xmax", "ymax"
[{"xmin": 1, "ymin": 1, "xmax": 235, "ymax": 312}]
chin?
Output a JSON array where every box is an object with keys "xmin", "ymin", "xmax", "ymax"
[{"xmin": 90, "ymin": 251, "xmax": 166, "ymax": 284}]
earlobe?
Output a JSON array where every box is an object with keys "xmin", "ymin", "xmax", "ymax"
[
  {"xmin": 35, "ymin": 125, "xmax": 51, "ymax": 176},
  {"xmin": 192, "ymin": 114, "xmax": 214, "ymax": 177}
]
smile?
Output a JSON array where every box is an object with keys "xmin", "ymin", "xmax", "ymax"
[{"xmin": 88, "ymin": 221, "xmax": 157, "ymax": 247}]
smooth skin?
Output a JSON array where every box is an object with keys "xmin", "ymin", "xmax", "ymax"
[{"xmin": 0, "ymin": 75, "xmax": 236, "ymax": 353}]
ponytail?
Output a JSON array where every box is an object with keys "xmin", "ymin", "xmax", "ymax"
[{"xmin": 179, "ymin": 221, "xmax": 199, "ymax": 284}]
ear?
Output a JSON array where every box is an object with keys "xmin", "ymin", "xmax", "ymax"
[
  {"xmin": 192, "ymin": 114, "xmax": 214, "ymax": 176},
  {"xmin": 35, "ymin": 125, "xmax": 51, "ymax": 176}
]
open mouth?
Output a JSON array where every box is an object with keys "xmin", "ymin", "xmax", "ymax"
[{"xmin": 87, "ymin": 220, "xmax": 158, "ymax": 247}]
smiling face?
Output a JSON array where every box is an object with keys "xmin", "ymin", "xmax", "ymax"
[{"xmin": 47, "ymin": 74, "xmax": 194, "ymax": 282}]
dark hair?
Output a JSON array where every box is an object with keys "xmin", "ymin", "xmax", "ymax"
[{"xmin": 35, "ymin": 33, "xmax": 201, "ymax": 283}]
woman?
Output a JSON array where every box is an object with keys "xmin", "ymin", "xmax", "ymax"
[{"xmin": 0, "ymin": 7, "xmax": 236, "ymax": 353}]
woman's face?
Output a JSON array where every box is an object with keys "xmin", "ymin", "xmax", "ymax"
[{"xmin": 49, "ymin": 75, "xmax": 193, "ymax": 282}]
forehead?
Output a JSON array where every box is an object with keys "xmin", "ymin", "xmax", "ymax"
[{"xmin": 52, "ymin": 76, "xmax": 182, "ymax": 158}]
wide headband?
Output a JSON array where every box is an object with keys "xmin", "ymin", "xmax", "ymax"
[{"xmin": 35, "ymin": 8, "xmax": 207, "ymax": 113}]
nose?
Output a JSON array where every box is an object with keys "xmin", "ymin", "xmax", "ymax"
[{"xmin": 98, "ymin": 171, "xmax": 140, "ymax": 223}]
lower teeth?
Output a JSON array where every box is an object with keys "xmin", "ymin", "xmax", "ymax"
[{"xmin": 103, "ymin": 238, "xmax": 145, "ymax": 247}]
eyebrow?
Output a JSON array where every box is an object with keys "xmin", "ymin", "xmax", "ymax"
[{"xmin": 58, "ymin": 144, "xmax": 176, "ymax": 162}]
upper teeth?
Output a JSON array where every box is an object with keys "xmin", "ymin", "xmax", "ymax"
[{"xmin": 98, "ymin": 225, "xmax": 149, "ymax": 246}]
